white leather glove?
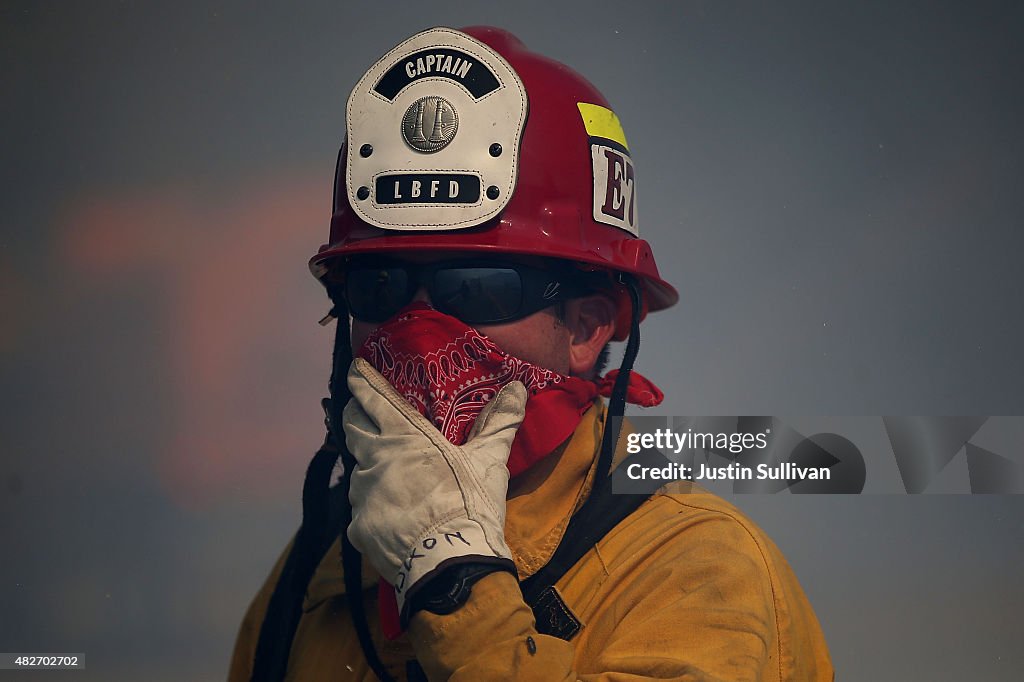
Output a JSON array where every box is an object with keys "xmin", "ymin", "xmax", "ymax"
[{"xmin": 343, "ymin": 358, "xmax": 527, "ymax": 615}]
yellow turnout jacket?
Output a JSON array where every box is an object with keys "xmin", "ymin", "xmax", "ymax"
[{"xmin": 230, "ymin": 404, "xmax": 833, "ymax": 681}]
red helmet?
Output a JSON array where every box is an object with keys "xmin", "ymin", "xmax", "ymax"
[{"xmin": 310, "ymin": 26, "xmax": 678, "ymax": 336}]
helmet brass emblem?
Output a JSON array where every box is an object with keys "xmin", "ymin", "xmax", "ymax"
[{"xmin": 402, "ymin": 96, "xmax": 459, "ymax": 153}]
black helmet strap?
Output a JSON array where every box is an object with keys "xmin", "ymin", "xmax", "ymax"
[{"xmin": 250, "ymin": 301, "xmax": 396, "ymax": 682}]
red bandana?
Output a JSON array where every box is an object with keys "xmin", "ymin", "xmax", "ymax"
[
  {"xmin": 356, "ymin": 302, "xmax": 663, "ymax": 477},
  {"xmin": 355, "ymin": 302, "xmax": 663, "ymax": 640}
]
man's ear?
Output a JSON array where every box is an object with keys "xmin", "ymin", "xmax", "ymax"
[{"xmin": 564, "ymin": 294, "xmax": 618, "ymax": 377}]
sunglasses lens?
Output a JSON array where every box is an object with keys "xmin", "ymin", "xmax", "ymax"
[
  {"xmin": 346, "ymin": 267, "xmax": 411, "ymax": 322},
  {"xmin": 431, "ymin": 267, "xmax": 523, "ymax": 323}
]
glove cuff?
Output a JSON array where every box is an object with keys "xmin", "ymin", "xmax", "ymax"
[
  {"xmin": 395, "ymin": 517, "xmax": 511, "ymax": 614},
  {"xmin": 401, "ymin": 559, "xmax": 516, "ymax": 627}
]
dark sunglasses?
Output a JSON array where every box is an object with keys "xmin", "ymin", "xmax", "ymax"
[{"xmin": 338, "ymin": 256, "xmax": 604, "ymax": 325}]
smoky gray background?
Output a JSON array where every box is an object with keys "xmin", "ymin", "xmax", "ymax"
[{"xmin": 2, "ymin": 1, "xmax": 1022, "ymax": 680}]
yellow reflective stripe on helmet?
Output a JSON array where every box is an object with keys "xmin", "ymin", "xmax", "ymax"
[{"xmin": 577, "ymin": 103, "xmax": 629, "ymax": 151}]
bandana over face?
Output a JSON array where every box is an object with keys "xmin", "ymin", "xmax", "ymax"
[{"xmin": 356, "ymin": 302, "xmax": 663, "ymax": 476}]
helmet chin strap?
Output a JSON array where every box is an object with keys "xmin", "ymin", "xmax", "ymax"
[
  {"xmin": 329, "ymin": 312, "xmax": 398, "ymax": 682},
  {"xmin": 595, "ymin": 274, "xmax": 643, "ymax": 483},
  {"xmin": 251, "ymin": 298, "xmax": 396, "ymax": 682}
]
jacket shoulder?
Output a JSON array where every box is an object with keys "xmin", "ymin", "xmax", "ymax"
[{"xmin": 561, "ymin": 488, "xmax": 833, "ymax": 681}]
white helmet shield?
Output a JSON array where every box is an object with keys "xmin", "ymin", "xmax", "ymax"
[{"xmin": 345, "ymin": 27, "xmax": 529, "ymax": 230}]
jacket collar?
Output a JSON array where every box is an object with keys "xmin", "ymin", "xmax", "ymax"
[{"xmin": 504, "ymin": 401, "xmax": 607, "ymax": 579}]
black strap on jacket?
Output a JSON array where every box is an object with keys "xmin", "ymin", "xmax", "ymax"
[{"xmin": 520, "ymin": 465, "xmax": 654, "ymax": 641}]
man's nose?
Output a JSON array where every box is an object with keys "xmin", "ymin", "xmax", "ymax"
[{"xmin": 411, "ymin": 286, "xmax": 431, "ymax": 304}]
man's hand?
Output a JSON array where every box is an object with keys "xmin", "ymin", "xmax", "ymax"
[{"xmin": 343, "ymin": 358, "xmax": 527, "ymax": 618}]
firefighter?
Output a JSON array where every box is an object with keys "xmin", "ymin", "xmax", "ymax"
[{"xmin": 230, "ymin": 26, "xmax": 833, "ymax": 681}]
